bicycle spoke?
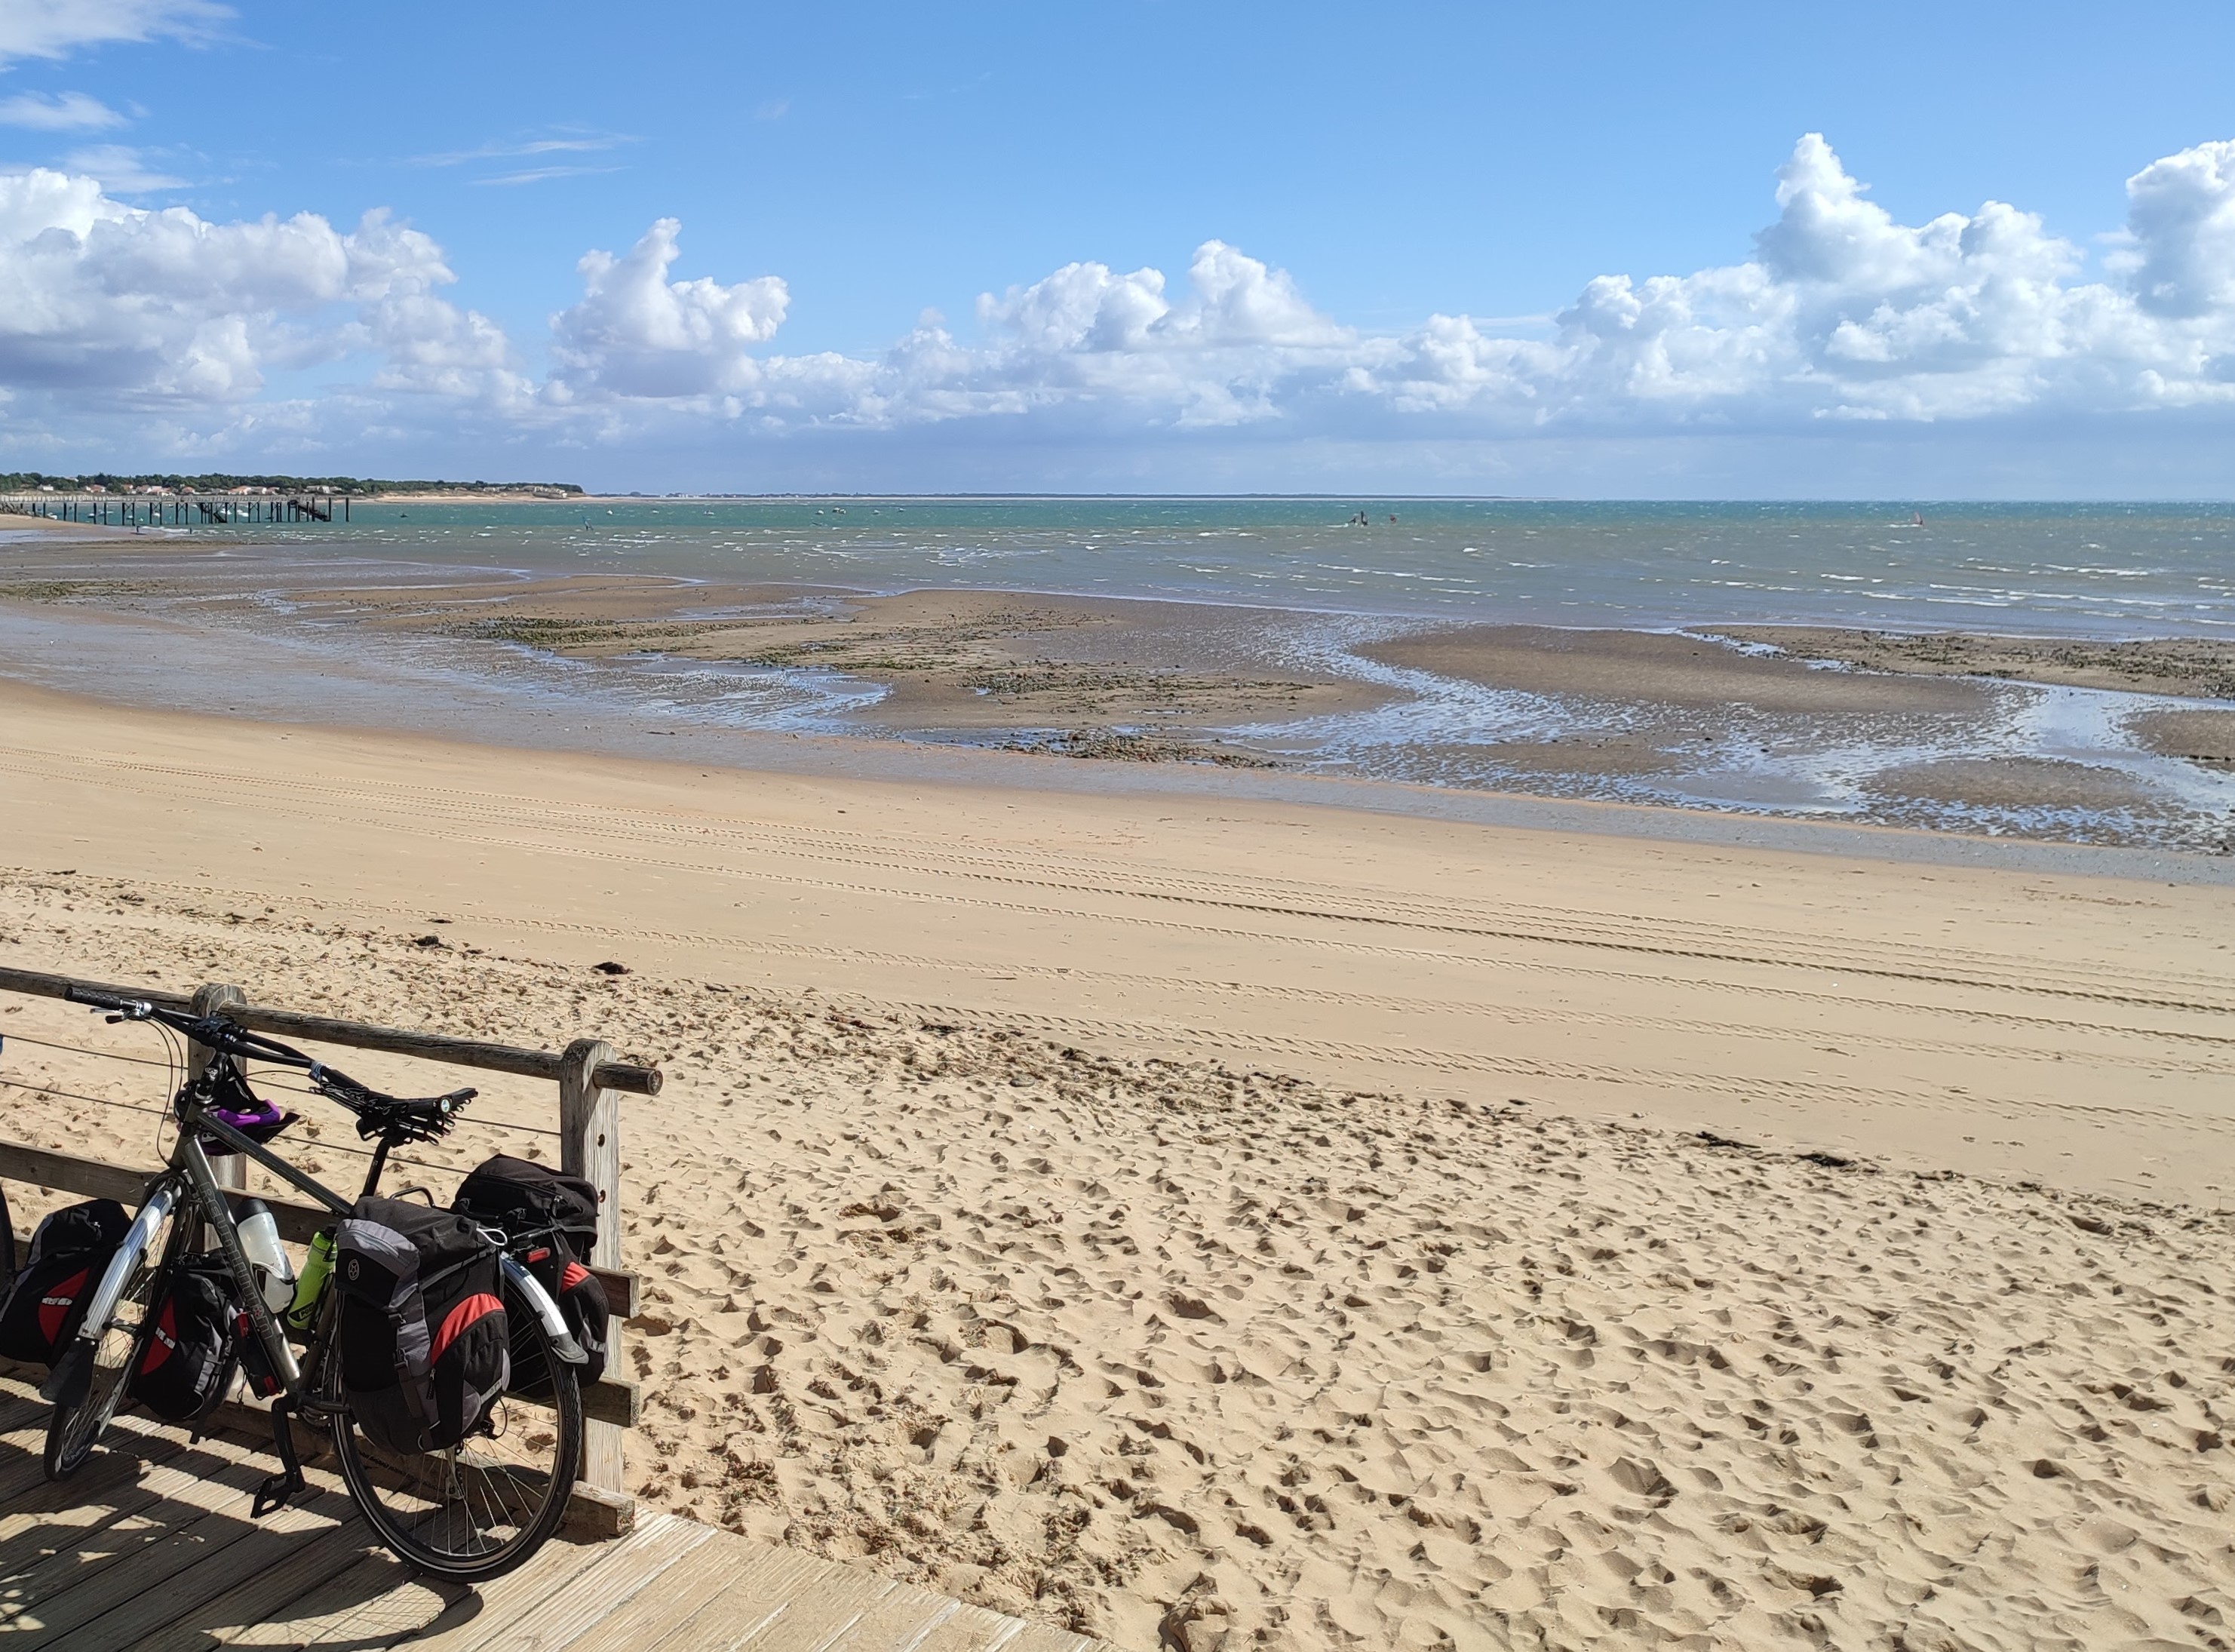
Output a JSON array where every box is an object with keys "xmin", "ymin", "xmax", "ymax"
[{"xmin": 330, "ymin": 1286, "xmax": 581, "ymax": 1580}]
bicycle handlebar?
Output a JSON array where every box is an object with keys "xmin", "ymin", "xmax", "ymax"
[{"xmin": 63, "ymin": 985, "xmax": 476, "ymax": 1140}]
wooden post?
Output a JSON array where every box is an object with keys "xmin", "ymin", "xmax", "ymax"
[
  {"xmin": 190, "ymin": 984, "xmax": 249, "ymax": 1232},
  {"xmin": 560, "ymin": 1037, "xmax": 632, "ymax": 1534}
]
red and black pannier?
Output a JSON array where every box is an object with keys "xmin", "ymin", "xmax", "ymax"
[
  {"xmin": 0, "ymin": 1199, "xmax": 129, "ymax": 1369},
  {"xmin": 336, "ymin": 1196, "xmax": 509, "ymax": 1456},
  {"xmin": 128, "ymin": 1258, "xmax": 239, "ymax": 1422},
  {"xmin": 451, "ymin": 1156, "xmax": 609, "ymax": 1391}
]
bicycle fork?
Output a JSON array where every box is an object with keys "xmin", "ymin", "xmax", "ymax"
[{"xmin": 39, "ymin": 1181, "xmax": 180, "ymax": 1408}]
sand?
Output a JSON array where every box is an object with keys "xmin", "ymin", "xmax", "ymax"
[
  {"xmin": 1361, "ymin": 626, "xmax": 1991, "ymax": 718},
  {"xmin": 1712, "ymin": 627, "xmax": 2235, "ymax": 702},
  {"xmin": 0, "ymin": 681, "xmax": 2231, "ymax": 1648}
]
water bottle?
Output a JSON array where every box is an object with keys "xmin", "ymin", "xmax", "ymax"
[
  {"xmin": 287, "ymin": 1227, "xmax": 336, "ymax": 1333},
  {"xmin": 237, "ymin": 1198, "xmax": 297, "ymax": 1314}
]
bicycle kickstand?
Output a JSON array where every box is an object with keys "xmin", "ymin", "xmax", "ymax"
[{"xmin": 251, "ymin": 1398, "xmax": 309, "ymax": 1519}]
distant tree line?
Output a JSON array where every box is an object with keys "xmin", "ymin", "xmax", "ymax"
[{"xmin": 0, "ymin": 471, "xmax": 584, "ymax": 496}]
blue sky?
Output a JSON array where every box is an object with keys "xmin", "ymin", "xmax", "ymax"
[{"xmin": 2, "ymin": 1, "xmax": 2234, "ymax": 494}]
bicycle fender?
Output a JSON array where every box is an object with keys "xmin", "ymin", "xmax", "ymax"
[{"xmin": 499, "ymin": 1253, "xmax": 585, "ymax": 1365}]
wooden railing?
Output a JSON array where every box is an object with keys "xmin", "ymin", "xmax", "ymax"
[{"xmin": 0, "ymin": 966, "xmax": 658, "ymax": 1536}]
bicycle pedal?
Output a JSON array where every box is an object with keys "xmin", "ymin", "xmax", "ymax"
[{"xmin": 251, "ymin": 1468, "xmax": 305, "ymax": 1520}]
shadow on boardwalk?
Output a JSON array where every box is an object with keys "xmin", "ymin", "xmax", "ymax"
[{"xmin": 0, "ymin": 1380, "xmax": 1108, "ymax": 1650}]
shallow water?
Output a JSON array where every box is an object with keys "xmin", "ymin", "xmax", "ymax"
[
  {"xmin": 95, "ymin": 497, "xmax": 2235, "ymax": 636},
  {"xmin": 5, "ymin": 499, "xmax": 2233, "ymax": 851}
]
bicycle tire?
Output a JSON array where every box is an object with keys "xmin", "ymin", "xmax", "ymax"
[
  {"xmin": 45, "ymin": 1211, "xmax": 171, "ymax": 1480},
  {"xmin": 330, "ymin": 1279, "xmax": 583, "ymax": 1582}
]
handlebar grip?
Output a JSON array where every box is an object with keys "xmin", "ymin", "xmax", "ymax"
[{"xmin": 64, "ymin": 985, "xmax": 142, "ymax": 1014}]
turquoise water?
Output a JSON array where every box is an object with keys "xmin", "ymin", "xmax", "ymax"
[{"xmin": 201, "ymin": 498, "xmax": 2235, "ymax": 637}]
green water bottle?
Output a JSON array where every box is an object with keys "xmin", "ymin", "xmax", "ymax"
[{"xmin": 287, "ymin": 1227, "xmax": 336, "ymax": 1334}]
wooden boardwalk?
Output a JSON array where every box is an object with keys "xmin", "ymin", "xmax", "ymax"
[{"xmin": 0, "ymin": 1379, "xmax": 1111, "ymax": 1651}]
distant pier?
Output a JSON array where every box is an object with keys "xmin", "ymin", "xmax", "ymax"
[{"xmin": 0, "ymin": 491, "xmax": 352, "ymax": 527}]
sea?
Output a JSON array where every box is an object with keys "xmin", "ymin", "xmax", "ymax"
[
  {"xmin": 4, "ymin": 499, "xmax": 2233, "ymax": 852},
  {"xmin": 137, "ymin": 496, "xmax": 2235, "ymax": 634}
]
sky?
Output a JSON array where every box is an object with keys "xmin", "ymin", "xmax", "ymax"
[{"xmin": 2, "ymin": 0, "xmax": 2234, "ymax": 496}]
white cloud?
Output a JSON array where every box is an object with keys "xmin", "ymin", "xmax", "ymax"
[
  {"xmin": 7, "ymin": 133, "xmax": 2235, "ymax": 482},
  {"xmin": 1364, "ymin": 133, "xmax": 2235, "ymax": 428},
  {"xmin": 60, "ymin": 143, "xmax": 183, "ymax": 192},
  {"xmin": 411, "ymin": 132, "xmax": 635, "ymax": 168},
  {"xmin": 0, "ymin": 91, "xmax": 125, "ymax": 132},
  {"xmin": 0, "ymin": 170, "xmax": 520, "ymax": 405},
  {"xmin": 471, "ymin": 165, "xmax": 621, "ymax": 189},
  {"xmin": 0, "ymin": 0, "xmax": 225, "ymax": 68},
  {"xmin": 520, "ymin": 135, "xmax": 2235, "ymax": 440},
  {"xmin": 547, "ymin": 218, "xmax": 788, "ymax": 401}
]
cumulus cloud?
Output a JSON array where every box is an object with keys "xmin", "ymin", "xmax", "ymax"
[
  {"xmin": 0, "ymin": 169, "xmax": 520, "ymax": 405},
  {"xmin": 1366, "ymin": 133, "xmax": 2235, "ymax": 427},
  {"xmin": 548, "ymin": 218, "xmax": 787, "ymax": 401},
  {"xmin": 0, "ymin": 91, "xmax": 126, "ymax": 132},
  {"xmin": 523, "ymin": 135, "xmax": 2235, "ymax": 439},
  {"xmin": 0, "ymin": 0, "xmax": 226, "ymax": 68},
  {"xmin": 6, "ymin": 131, "xmax": 2235, "ymax": 471}
]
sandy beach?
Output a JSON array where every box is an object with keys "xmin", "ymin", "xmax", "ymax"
[{"xmin": 1, "ymin": 677, "xmax": 2230, "ymax": 1647}]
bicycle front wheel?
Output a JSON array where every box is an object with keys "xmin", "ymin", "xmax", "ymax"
[
  {"xmin": 330, "ymin": 1283, "xmax": 584, "ymax": 1582},
  {"xmin": 45, "ymin": 1208, "xmax": 173, "ymax": 1480}
]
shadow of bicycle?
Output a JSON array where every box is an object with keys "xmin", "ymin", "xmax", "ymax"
[{"xmin": 0, "ymin": 1379, "xmax": 491, "ymax": 1650}]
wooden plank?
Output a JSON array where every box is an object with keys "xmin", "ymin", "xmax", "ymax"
[
  {"xmin": 0, "ymin": 1436, "xmax": 163, "ymax": 1567},
  {"xmin": 111, "ymin": 1496, "xmax": 376, "ymax": 1647},
  {"xmin": 457, "ymin": 1511, "xmax": 711, "ymax": 1651},
  {"xmin": 609, "ymin": 1547, "xmax": 839, "ymax": 1652},
  {"xmin": 402, "ymin": 1511, "xmax": 708, "ymax": 1652},
  {"xmin": 528, "ymin": 1531, "xmax": 827, "ymax": 1649},
  {"xmin": 225, "ymin": 1002, "xmax": 662, "ymax": 1096},
  {"xmin": 0, "ymin": 965, "xmax": 192, "ymax": 1011},
  {"xmin": 296, "ymin": 1526, "xmax": 585, "ymax": 1650},
  {"xmin": 0, "ymin": 1435, "xmax": 278, "ymax": 1648},
  {"xmin": 0, "ymin": 1141, "xmax": 152, "ymax": 1206},
  {"xmin": 0, "ymin": 964, "xmax": 660, "ymax": 1095},
  {"xmin": 559, "ymin": 1037, "xmax": 628, "ymax": 1515},
  {"xmin": 65, "ymin": 1489, "xmax": 366, "ymax": 1652},
  {"xmin": 713, "ymin": 1564, "xmax": 961, "ymax": 1652},
  {"xmin": 195, "ymin": 1550, "xmax": 437, "ymax": 1650}
]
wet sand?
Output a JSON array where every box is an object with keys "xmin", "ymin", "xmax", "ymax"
[
  {"xmin": 3, "ymin": 530, "xmax": 2233, "ymax": 846},
  {"xmin": 395, "ymin": 581, "xmax": 1385, "ymax": 734},
  {"xmin": 1715, "ymin": 625, "xmax": 2235, "ymax": 700},
  {"xmin": 1363, "ymin": 624, "xmax": 1992, "ymax": 715}
]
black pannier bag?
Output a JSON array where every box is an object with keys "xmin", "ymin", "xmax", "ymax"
[
  {"xmin": 128, "ymin": 1258, "xmax": 238, "ymax": 1422},
  {"xmin": 507, "ymin": 1245, "xmax": 609, "ymax": 1398},
  {"xmin": 0, "ymin": 1198, "xmax": 129, "ymax": 1368},
  {"xmin": 336, "ymin": 1196, "xmax": 509, "ymax": 1455},
  {"xmin": 453, "ymin": 1156, "xmax": 598, "ymax": 1258},
  {"xmin": 451, "ymin": 1155, "xmax": 608, "ymax": 1390}
]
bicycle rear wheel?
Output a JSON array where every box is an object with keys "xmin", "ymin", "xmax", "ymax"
[
  {"xmin": 330, "ymin": 1281, "xmax": 583, "ymax": 1582},
  {"xmin": 45, "ymin": 1205, "xmax": 173, "ymax": 1480}
]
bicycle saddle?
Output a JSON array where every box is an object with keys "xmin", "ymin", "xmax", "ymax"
[{"xmin": 311, "ymin": 1064, "xmax": 476, "ymax": 1141}]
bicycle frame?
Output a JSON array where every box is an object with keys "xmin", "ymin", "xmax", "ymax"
[{"xmin": 52, "ymin": 1082, "xmax": 580, "ymax": 1412}]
